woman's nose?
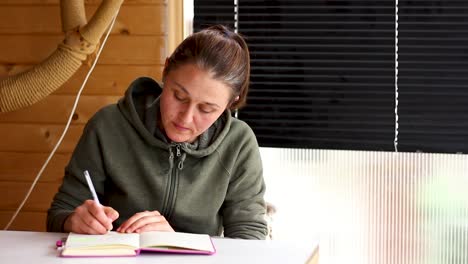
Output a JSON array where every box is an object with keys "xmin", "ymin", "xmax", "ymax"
[{"xmin": 179, "ymin": 104, "xmax": 195, "ymax": 123}]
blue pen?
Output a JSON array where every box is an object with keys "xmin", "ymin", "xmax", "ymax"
[{"xmin": 84, "ymin": 170, "xmax": 101, "ymax": 205}]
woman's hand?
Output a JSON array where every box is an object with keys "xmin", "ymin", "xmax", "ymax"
[
  {"xmin": 117, "ymin": 210, "xmax": 174, "ymax": 233},
  {"xmin": 63, "ymin": 200, "xmax": 119, "ymax": 234}
]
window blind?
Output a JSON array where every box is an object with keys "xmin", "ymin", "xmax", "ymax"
[
  {"xmin": 398, "ymin": 0, "xmax": 468, "ymax": 153},
  {"xmin": 194, "ymin": 0, "xmax": 235, "ymax": 31},
  {"xmin": 194, "ymin": 0, "xmax": 468, "ymax": 153}
]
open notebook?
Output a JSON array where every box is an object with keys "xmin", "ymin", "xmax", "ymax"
[{"xmin": 60, "ymin": 231, "xmax": 216, "ymax": 257}]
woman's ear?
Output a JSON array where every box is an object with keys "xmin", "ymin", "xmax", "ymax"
[{"xmin": 229, "ymin": 96, "xmax": 240, "ymax": 110}]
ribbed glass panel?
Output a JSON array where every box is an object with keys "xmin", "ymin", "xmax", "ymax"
[{"xmin": 261, "ymin": 148, "xmax": 468, "ymax": 264}]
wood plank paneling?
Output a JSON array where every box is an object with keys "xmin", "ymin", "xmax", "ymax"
[
  {"xmin": 0, "ymin": 0, "xmax": 169, "ymax": 232},
  {"xmin": 0, "ymin": 124, "xmax": 84, "ymax": 153},
  {"xmin": 0, "ymin": 6, "xmax": 58, "ymax": 34},
  {"xmin": 0, "ymin": 95, "xmax": 120, "ymax": 124},
  {"xmin": 56, "ymin": 65, "xmax": 164, "ymax": 95},
  {"xmin": 0, "ymin": 211, "xmax": 46, "ymax": 231},
  {"xmin": 0, "ymin": 65, "xmax": 163, "ymax": 95},
  {"xmin": 0, "ymin": 5, "xmax": 165, "ymax": 35},
  {"xmin": 0, "ymin": 35, "xmax": 62, "ymax": 63},
  {"xmin": 0, "ymin": 0, "xmax": 164, "ymax": 5},
  {"xmin": 0, "ymin": 182, "xmax": 60, "ymax": 211},
  {"xmin": 0, "ymin": 152, "xmax": 70, "ymax": 182},
  {"xmin": 0, "ymin": 35, "xmax": 165, "ymax": 64},
  {"xmin": 99, "ymin": 35, "xmax": 165, "ymax": 64}
]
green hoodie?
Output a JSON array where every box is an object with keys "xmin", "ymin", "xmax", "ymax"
[{"xmin": 47, "ymin": 77, "xmax": 268, "ymax": 239}]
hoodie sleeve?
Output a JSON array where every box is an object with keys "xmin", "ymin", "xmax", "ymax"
[
  {"xmin": 222, "ymin": 124, "xmax": 268, "ymax": 239},
  {"xmin": 47, "ymin": 115, "xmax": 107, "ymax": 232}
]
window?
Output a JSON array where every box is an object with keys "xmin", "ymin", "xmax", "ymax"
[{"xmin": 194, "ymin": 0, "xmax": 468, "ymax": 153}]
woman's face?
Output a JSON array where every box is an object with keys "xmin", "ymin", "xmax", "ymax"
[{"xmin": 160, "ymin": 63, "xmax": 231, "ymax": 143}]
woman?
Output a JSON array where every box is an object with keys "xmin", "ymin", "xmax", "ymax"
[{"xmin": 47, "ymin": 25, "xmax": 268, "ymax": 240}]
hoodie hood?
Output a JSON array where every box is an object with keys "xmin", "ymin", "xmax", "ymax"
[{"xmin": 117, "ymin": 77, "xmax": 231, "ymax": 157}]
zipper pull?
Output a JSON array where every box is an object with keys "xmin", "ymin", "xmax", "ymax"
[{"xmin": 176, "ymin": 144, "xmax": 181, "ymax": 157}]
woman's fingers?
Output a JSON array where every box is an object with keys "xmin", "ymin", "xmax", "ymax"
[
  {"xmin": 104, "ymin": 206, "xmax": 119, "ymax": 222},
  {"xmin": 84, "ymin": 200, "xmax": 114, "ymax": 231},
  {"xmin": 117, "ymin": 210, "xmax": 152, "ymax": 232},
  {"xmin": 127, "ymin": 214, "xmax": 167, "ymax": 233},
  {"xmin": 117, "ymin": 211, "xmax": 173, "ymax": 233},
  {"xmin": 64, "ymin": 200, "xmax": 118, "ymax": 234},
  {"xmin": 66, "ymin": 208, "xmax": 107, "ymax": 234},
  {"xmin": 134, "ymin": 221, "xmax": 174, "ymax": 233}
]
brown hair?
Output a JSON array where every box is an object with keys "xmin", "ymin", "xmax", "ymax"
[{"xmin": 163, "ymin": 25, "xmax": 250, "ymax": 110}]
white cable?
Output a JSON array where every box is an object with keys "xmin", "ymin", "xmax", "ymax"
[
  {"xmin": 394, "ymin": 0, "xmax": 399, "ymax": 152},
  {"xmin": 3, "ymin": 9, "xmax": 120, "ymax": 230}
]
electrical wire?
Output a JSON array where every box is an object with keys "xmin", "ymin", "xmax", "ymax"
[{"xmin": 3, "ymin": 9, "xmax": 120, "ymax": 230}]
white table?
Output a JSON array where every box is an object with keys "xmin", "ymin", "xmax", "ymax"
[{"xmin": 0, "ymin": 231, "xmax": 317, "ymax": 264}]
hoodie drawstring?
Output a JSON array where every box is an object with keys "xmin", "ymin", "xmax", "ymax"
[{"xmin": 178, "ymin": 153, "xmax": 186, "ymax": 170}]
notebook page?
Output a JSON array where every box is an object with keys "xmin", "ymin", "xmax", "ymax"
[
  {"xmin": 139, "ymin": 231, "xmax": 214, "ymax": 252},
  {"xmin": 66, "ymin": 232, "xmax": 140, "ymax": 249}
]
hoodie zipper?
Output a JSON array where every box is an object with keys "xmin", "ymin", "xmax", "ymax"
[{"xmin": 161, "ymin": 144, "xmax": 181, "ymax": 219}]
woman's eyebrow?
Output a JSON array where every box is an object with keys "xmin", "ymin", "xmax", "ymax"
[
  {"xmin": 173, "ymin": 80, "xmax": 220, "ymax": 108},
  {"xmin": 173, "ymin": 80, "xmax": 190, "ymax": 95}
]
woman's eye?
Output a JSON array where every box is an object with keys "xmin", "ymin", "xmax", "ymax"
[
  {"xmin": 199, "ymin": 106, "xmax": 214, "ymax": 114},
  {"xmin": 174, "ymin": 91, "xmax": 185, "ymax": 101}
]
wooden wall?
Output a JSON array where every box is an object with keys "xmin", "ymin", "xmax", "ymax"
[{"xmin": 0, "ymin": 0, "xmax": 168, "ymax": 231}]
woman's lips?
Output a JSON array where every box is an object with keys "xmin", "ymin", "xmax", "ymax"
[{"xmin": 173, "ymin": 122, "xmax": 190, "ymax": 131}]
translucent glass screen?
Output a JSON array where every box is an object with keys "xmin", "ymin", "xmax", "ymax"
[{"xmin": 261, "ymin": 148, "xmax": 468, "ymax": 264}]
